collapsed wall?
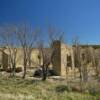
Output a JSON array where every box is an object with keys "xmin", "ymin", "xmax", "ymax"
[
  {"xmin": 0, "ymin": 50, "xmax": 8, "ymax": 69},
  {"xmin": 52, "ymin": 41, "xmax": 75, "ymax": 76},
  {"xmin": 52, "ymin": 41, "xmax": 61, "ymax": 75}
]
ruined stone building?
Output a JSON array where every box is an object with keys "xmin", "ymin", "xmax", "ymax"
[{"xmin": 0, "ymin": 41, "xmax": 100, "ymax": 76}]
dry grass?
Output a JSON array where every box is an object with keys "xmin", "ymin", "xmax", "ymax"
[{"xmin": 0, "ymin": 75, "xmax": 99, "ymax": 100}]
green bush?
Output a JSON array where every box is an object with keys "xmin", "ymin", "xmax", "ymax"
[{"xmin": 55, "ymin": 85, "xmax": 72, "ymax": 92}]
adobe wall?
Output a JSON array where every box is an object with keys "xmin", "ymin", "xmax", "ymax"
[
  {"xmin": 0, "ymin": 43, "xmax": 99, "ymax": 77},
  {"xmin": 0, "ymin": 51, "xmax": 2, "ymax": 67},
  {"xmin": 3, "ymin": 48, "xmax": 40, "ymax": 68},
  {"xmin": 2, "ymin": 52, "xmax": 8, "ymax": 69},
  {"xmin": 0, "ymin": 50, "xmax": 8, "ymax": 69},
  {"xmin": 60, "ymin": 43, "xmax": 72, "ymax": 76},
  {"xmin": 0, "ymin": 48, "xmax": 53, "ymax": 69},
  {"xmin": 15, "ymin": 48, "xmax": 40, "ymax": 68},
  {"xmin": 52, "ymin": 41, "xmax": 74, "ymax": 76},
  {"xmin": 52, "ymin": 41, "xmax": 61, "ymax": 75}
]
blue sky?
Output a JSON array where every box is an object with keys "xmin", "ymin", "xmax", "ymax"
[{"xmin": 0, "ymin": 0, "xmax": 100, "ymax": 44}]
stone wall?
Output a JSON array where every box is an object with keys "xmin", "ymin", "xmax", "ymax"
[
  {"xmin": 0, "ymin": 51, "xmax": 2, "ymax": 67},
  {"xmin": 1, "ymin": 48, "xmax": 40, "ymax": 68},
  {"xmin": 2, "ymin": 52, "xmax": 8, "ymax": 69},
  {"xmin": 0, "ymin": 43, "xmax": 99, "ymax": 77},
  {"xmin": 52, "ymin": 41, "xmax": 61, "ymax": 75},
  {"xmin": 52, "ymin": 41, "xmax": 73, "ymax": 76}
]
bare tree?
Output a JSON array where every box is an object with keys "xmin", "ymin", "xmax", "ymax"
[
  {"xmin": 72, "ymin": 37, "xmax": 82, "ymax": 77},
  {"xmin": 39, "ymin": 27, "xmax": 64, "ymax": 81},
  {"xmin": 17, "ymin": 24, "xmax": 38, "ymax": 78},
  {"xmin": 37, "ymin": 26, "xmax": 64, "ymax": 81},
  {"xmin": 48, "ymin": 26, "xmax": 64, "ymax": 45},
  {"xmin": 88, "ymin": 47, "xmax": 100, "ymax": 76},
  {"xmin": 72, "ymin": 36, "xmax": 86, "ymax": 92},
  {"xmin": 37, "ymin": 41, "xmax": 54, "ymax": 81},
  {"xmin": 92, "ymin": 48, "xmax": 100, "ymax": 76},
  {"xmin": 81, "ymin": 47, "xmax": 92, "ymax": 82},
  {"xmin": 72, "ymin": 37, "xmax": 100, "ymax": 92},
  {"xmin": 0, "ymin": 24, "xmax": 17, "ymax": 77}
]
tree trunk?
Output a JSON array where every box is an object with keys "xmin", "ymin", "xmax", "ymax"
[
  {"xmin": 22, "ymin": 62, "xmax": 27, "ymax": 79},
  {"xmin": 42, "ymin": 73, "xmax": 47, "ymax": 81},
  {"xmin": 12, "ymin": 63, "xmax": 16, "ymax": 77},
  {"xmin": 42, "ymin": 66, "xmax": 48, "ymax": 81}
]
